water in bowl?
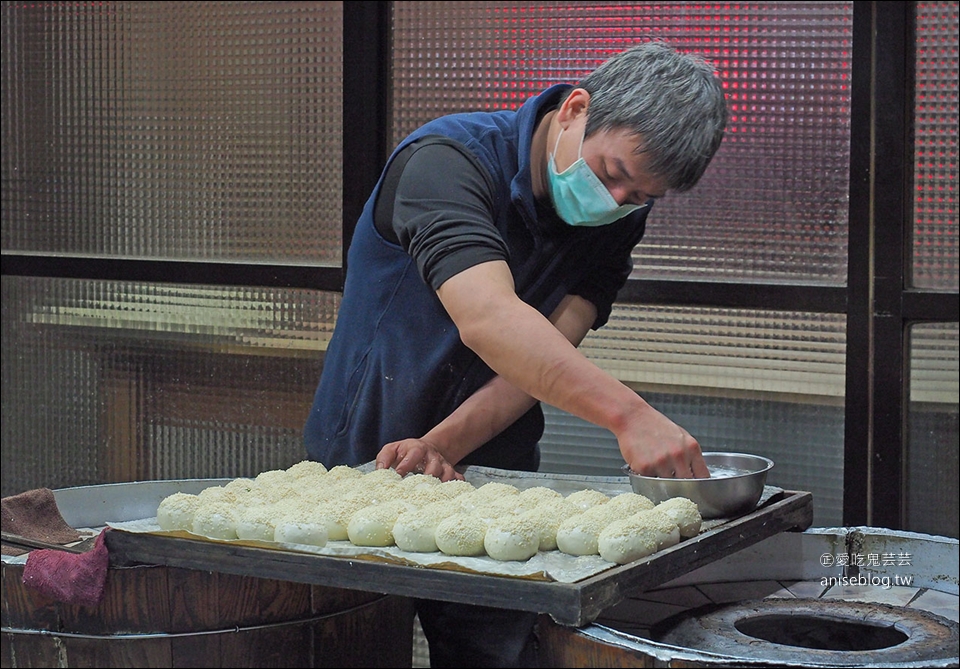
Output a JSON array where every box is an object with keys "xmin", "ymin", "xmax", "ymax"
[{"xmin": 708, "ymin": 465, "xmax": 755, "ymax": 478}]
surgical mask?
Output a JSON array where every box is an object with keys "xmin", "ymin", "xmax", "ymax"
[{"xmin": 547, "ymin": 127, "xmax": 645, "ymax": 227}]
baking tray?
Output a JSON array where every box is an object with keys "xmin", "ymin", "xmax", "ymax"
[{"xmin": 81, "ymin": 468, "xmax": 813, "ymax": 626}]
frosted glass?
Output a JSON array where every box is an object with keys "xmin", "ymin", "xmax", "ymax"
[
  {"xmin": 582, "ymin": 305, "xmax": 847, "ymax": 398},
  {"xmin": 1, "ymin": 275, "xmax": 338, "ymax": 497},
  {"xmin": 906, "ymin": 322, "xmax": 959, "ymax": 538},
  {"xmin": 1, "ymin": 2, "xmax": 343, "ymax": 264},
  {"xmin": 390, "ymin": 1, "xmax": 852, "ymax": 284},
  {"xmin": 912, "ymin": 2, "xmax": 959, "ymax": 291}
]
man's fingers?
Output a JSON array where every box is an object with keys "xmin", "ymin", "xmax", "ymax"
[
  {"xmin": 375, "ymin": 442, "xmax": 401, "ymax": 470},
  {"xmin": 691, "ymin": 454, "xmax": 711, "ymax": 479}
]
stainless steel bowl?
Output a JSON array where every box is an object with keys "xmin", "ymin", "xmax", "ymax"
[{"xmin": 623, "ymin": 452, "xmax": 774, "ymax": 519}]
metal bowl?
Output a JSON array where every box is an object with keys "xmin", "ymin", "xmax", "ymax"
[{"xmin": 623, "ymin": 452, "xmax": 774, "ymax": 519}]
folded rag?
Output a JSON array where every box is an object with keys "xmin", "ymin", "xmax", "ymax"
[
  {"xmin": 1, "ymin": 488, "xmax": 81, "ymax": 556},
  {"xmin": 22, "ymin": 528, "xmax": 111, "ymax": 608}
]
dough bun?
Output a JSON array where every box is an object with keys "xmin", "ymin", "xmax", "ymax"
[
  {"xmin": 156, "ymin": 492, "xmax": 201, "ymax": 531},
  {"xmin": 597, "ymin": 516, "xmax": 659, "ymax": 564},
  {"xmin": 435, "ymin": 513, "xmax": 488, "ymax": 556},
  {"xmin": 655, "ymin": 497, "xmax": 702, "ymax": 538},
  {"xmin": 274, "ymin": 518, "xmax": 328, "ymax": 547},
  {"xmin": 484, "ymin": 515, "xmax": 540, "ymax": 561}
]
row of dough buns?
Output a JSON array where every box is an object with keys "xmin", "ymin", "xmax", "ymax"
[{"xmin": 155, "ymin": 462, "xmax": 701, "ymax": 564}]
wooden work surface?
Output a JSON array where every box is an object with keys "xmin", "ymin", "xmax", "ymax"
[{"xmin": 105, "ymin": 489, "xmax": 813, "ymax": 627}]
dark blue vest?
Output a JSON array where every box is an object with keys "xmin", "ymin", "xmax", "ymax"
[{"xmin": 304, "ymin": 84, "xmax": 650, "ymax": 471}]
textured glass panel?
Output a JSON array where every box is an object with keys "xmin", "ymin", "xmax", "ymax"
[
  {"xmin": 390, "ymin": 1, "xmax": 852, "ymax": 284},
  {"xmin": 1, "ymin": 1, "xmax": 343, "ymax": 264},
  {"xmin": 1, "ymin": 275, "xmax": 338, "ymax": 497},
  {"xmin": 912, "ymin": 2, "xmax": 959, "ymax": 290},
  {"xmin": 539, "ymin": 306, "xmax": 846, "ymax": 527},
  {"xmin": 906, "ymin": 322, "xmax": 959, "ymax": 538}
]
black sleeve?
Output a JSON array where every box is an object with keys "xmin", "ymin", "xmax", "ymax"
[
  {"xmin": 375, "ymin": 137, "xmax": 509, "ymax": 291},
  {"xmin": 551, "ymin": 199, "xmax": 649, "ymax": 330},
  {"xmin": 570, "ymin": 253, "xmax": 634, "ymax": 330}
]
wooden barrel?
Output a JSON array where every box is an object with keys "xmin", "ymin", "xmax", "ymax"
[
  {"xmin": 1, "ymin": 560, "xmax": 415, "ymax": 668},
  {"xmin": 537, "ymin": 616, "xmax": 678, "ymax": 668}
]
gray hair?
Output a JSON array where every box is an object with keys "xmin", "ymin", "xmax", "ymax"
[{"xmin": 575, "ymin": 41, "xmax": 728, "ymax": 192}]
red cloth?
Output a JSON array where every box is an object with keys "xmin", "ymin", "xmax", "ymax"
[
  {"xmin": 1, "ymin": 487, "xmax": 81, "ymax": 556},
  {"xmin": 22, "ymin": 528, "xmax": 110, "ymax": 608}
]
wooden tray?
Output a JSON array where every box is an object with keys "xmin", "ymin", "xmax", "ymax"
[{"xmin": 105, "ymin": 489, "xmax": 812, "ymax": 626}]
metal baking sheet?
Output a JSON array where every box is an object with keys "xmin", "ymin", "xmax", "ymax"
[{"xmin": 80, "ymin": 467, "xmax": 813, "ymax": 626}]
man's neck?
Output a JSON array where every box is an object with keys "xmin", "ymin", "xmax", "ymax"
[{"xmin": 530, "ymin": 109, "xmax": 558, "ymax": 202}]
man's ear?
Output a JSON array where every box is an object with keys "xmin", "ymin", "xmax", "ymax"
[{"xmin": 557, "ymin": 88, "xmax": 591, "ymax": 126}]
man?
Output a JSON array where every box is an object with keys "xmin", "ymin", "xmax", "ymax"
[{"xmin": 304, "ymin": 41, "xmax": 727, "ymax": 667}]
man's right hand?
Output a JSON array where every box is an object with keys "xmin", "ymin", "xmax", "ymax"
[
  {"xmin": 376, "ymin": 438, "xmax": 464, "ymax": 482},
  {"xmin": 616, "ymin": 401, "xmax": 710, "ymax": 479}
]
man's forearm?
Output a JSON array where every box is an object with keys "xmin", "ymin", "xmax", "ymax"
[
  {"xmin": 424, "ymin": 292, "xmax": 598, "ymax": 465},
  {"xmin": 438, "ymin": 262, "xmax": 645, "ymax": 438},
  {"xmin": 423, "ymin": 376, "xmax": 539, "ymax": 465}
]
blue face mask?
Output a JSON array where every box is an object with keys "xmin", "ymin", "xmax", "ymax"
[{"xmin": 547, "ymin": 127, "xmax": 645, "ymax": 227}]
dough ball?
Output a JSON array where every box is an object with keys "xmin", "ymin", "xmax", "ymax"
[
  {"xmin": 249, "ymin": 470, "xmax": 300, "ymax": 503},
  {"xmin": 450, "ymin": 491, "xmax": 484, "ymax": 514},
  {"xmin": 435, "ymin": 513, "xmax": 488, "ymax": 557},
  {"xmin": 274, "ymin": 517, "xmax": 328, "ymax": 547},
  {"xmin": 655, "ymin": 497, "xmax": 702, "ymax": 538},
  {"xmin": 399, "ymin": 486, "xmax": 444, "ymax": 509},
  {"xmin": 366, "ymin": 481, "xmax": 406, "ymax": 506},
  {"xmin": 597, "ymin": 516, "xmax": 660, "ymax": 564},
  {"xmin": 633, "ymin": 508, "xmax": 681, "ymax": 550},
  {"xmin": 605, "ymin": 492, "xmax": 655, "ymax": 517},
  {"xmin": 273, "ymin": 501, "xmax": 329, "ymax": 547},
  {"xmin": 223, "ymin": 478, "xmax": 257, "ymax": 496},
  {"xmin": 418, "ymin": 499, "xmax": 459, "ymax": 520},
  {"xmin": 324, "ymin": 464, "xmax": 364, "ymax": 483},
  {"xmin": 360, "ymin": 467, "xmax": 403, "ymax": 486},
  {"xmin": 520, "ymin": 499, "xmax": 580, "ymax": 551},
  {"xmin": 565, "ymin": 488, "xmax": 610, "ymax": 511},
  {"xmin": 518, "ymin": 486, "xmax": 563, "ymax": 506},
  {"xmin": 197, "ymin": 485, "xmax": 239, "ymax": 505},
  {"xmin": 297, "ymin": 486, "xmax": 334, "ymax": 506},
  {"xmin": 156, "ymin": 492, "xmax": 201, "ymax": 531},
  {"xmin": 255, "ymin": 468, "xmax": 293, "ymax": 488},
  {"xmin": 430, "ymin": 479, "xmax": 476, "ymax": 500},
  {"xmin": 537, "ymin": 497, "xmax": 581, "ymax": 518},
  {"xmin": 484, "ymin": 515, "xmax": 540, "ymax": 562},
  {"xmin": 353, "ymin": 469, "xmax": 405, "ymax": 505},
  {"xmin": 235, "ymin": 505, "xmax": 277, "ymax": 542},
  {"xmin": 322, "ymin": 478, "xmax": 364, "ymax": 502},
  {"xmin": 455, "ymin": 482, "xmax": 518, "ymax": 514},
  {"xmin": 241, "ymin": 487, "xmax": 281, "ymax": 508},
  {"xmin": 261, "ymin": 487, "xmax": 299, "ymax": 505},
  {"xmin": 555, "ymin": 506, "xmax": 616, "ymax": 556},
  {"xmin": 347, "ymin": 500, "xmax": 412, "ymax": 547},
  {"xmin": 475, "ymin": 495, "xmax": 527, "ymax": 523},
  {"xmin": 393, "ymin": 506, "xmax": 448, "ymax": 553},
  {"xmin": 285, "ymin": 460, "xmax": 328, "ymax": 480},
  {"xmin": 191, "ymin": 502, "xmax": 239, "ymax": 540},
  {"xmin": 317, "ymin": 490, "xmax": 375, "ymax": 541}
]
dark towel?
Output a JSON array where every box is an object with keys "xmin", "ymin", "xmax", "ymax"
[
  {"xmin": 1, "ymin": 488, "xmax": 81, "ymax": 556},
  {"xmin": 22, "ymin": 528, "xmax": 111, "ymax": 608}
]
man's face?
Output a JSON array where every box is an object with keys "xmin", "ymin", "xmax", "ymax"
[{"xmin": 554, "ymin": 116, "xmax": 670, "ymax": 208}]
